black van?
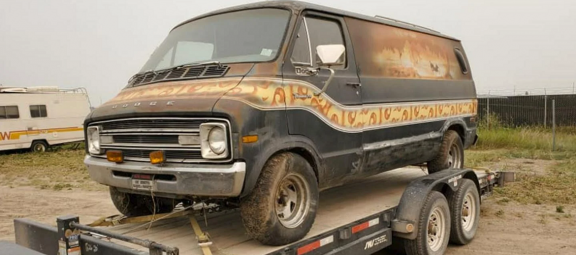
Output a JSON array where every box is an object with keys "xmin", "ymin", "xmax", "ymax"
[{"xmin": 83, "ymin": 1, "xmax": 477, "ymax": 246}]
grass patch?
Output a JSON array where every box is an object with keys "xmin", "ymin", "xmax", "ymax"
[
  {"xmin": 0, "ymin": 149, "xmax": 104, "ymax": 191},
  {"xmin": 556, "ymin": 206, "xmax": 565, "ymax": 213},
  {"xmin": 468, "ymin": 125, "xmax": 576, "ymax": 206}
]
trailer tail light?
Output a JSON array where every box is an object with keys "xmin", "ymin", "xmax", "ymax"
[
  {"xmin": 297, "ymin": 235, "xmax": 334, "ymax": 255},
  {"xmin": 106, "ymin": 150, "xmax": 124, "ymax": 163},
  {"xmin": 352, "ymin": 218, "xmax": 380, "ymax": 234}
]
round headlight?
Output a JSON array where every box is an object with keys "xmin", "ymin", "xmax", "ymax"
[{"xmin": 208, "ymin": 127, "xmax": 226, "ymax": 155}]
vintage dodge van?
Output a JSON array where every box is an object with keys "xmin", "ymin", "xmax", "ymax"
[{"xmin": 84, "ymin": 1, "xmax": 477, "ymax": 245}]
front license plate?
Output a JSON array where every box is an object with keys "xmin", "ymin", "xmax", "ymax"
[{"xmin": 132, "ymin": 179, "xmax": 156, "ymax": 191}]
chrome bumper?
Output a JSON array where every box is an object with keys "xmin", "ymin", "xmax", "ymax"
[{"xmin": 84, "ymin": 156, "xmax": 245, "ymax": 197}]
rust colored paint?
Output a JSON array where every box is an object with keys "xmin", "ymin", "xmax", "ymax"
[
  {"xmin": 225, "ymin": 63, "xmax": 255, "ymax": 76},
  {"xmin": 103, "ymin": 77, "xmax": 476, "ymax": 133},
  {"xmin": 345, "ymin": 17, "xmax": 469, "ymax": 80}
]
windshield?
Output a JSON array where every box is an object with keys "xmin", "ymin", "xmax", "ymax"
[{"xmin": 140, "ymin": 8, "xmax": 291, "ymax": 72}]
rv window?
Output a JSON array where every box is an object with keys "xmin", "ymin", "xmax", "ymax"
[
  {"xmin": 305, "ymin": 17, "xmax": 346, "ymax": 68},
  {"xmin": 30, "ymin": 105, "xmax": 47, "ymax": 118},
  {"xmin": 0, "ymin": 106, "xmax": 20, "ymax": 119}
]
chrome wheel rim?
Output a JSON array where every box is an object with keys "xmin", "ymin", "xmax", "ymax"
[
  {"xmin": 447, "ymin": 144, "xmax": 462, "ymax": 168},
  {"xmin": 275, "ymin": 173, "xmax": 310, "ymax": 229},
  {"xmin": 427, "ymin": 207, "xmax": 446, "ymax": 252},
  {"xmin": 462, "ymin": 193, "xmax": 476, "ymax": 232},
  {"xmin": 33, "ymin": 143, "xmax": 46, "ymax": 152}
]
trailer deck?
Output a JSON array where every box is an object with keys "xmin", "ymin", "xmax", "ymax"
[
  {"xmin": 96, "ymin": 168, "xmax": 424, "ymax": 254},
  {"xmin": 13, "ymin": 167, "xmax": 504, "ymax": 255}
]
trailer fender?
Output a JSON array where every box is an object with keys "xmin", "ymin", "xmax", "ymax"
[{"xmin": 392, "ymin": 169, "xmax": 480, "ymax": 240}]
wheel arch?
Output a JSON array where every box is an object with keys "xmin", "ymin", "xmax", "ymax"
[
  {"xmin": 442, "ymin": 118, "xmax": 467, "ymax": 143},
  {"xmin": 392, "ymin": 169, "xmax": 479, "ymax": 240},
  {"xmin": 240, "ymin": 135, "xmax": 323, "ymax": 197}
]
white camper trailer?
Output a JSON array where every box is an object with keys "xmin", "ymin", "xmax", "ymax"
[{"xmin": 0, "ymin": 86, "xmax": 91, "ymax": 152}]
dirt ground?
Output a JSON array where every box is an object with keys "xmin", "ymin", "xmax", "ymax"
[{"xmin": 1, "ymin": 184, "xmax": 574, "ymax": 254}]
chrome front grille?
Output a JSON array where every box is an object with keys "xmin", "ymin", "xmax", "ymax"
[{"xmin": 93, "ymin": 118, "xmax": 230, "ymax": 163}]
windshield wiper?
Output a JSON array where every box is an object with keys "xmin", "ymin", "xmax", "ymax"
[
  {"xmin": 128, "ymin": 61, "xmax": 224, "ymax": 86},
  {"xmin": 173, "ymin": 60, "xmax": 222, "ymax": 70}
]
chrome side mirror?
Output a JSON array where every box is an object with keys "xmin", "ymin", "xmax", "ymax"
[{"xmin": 314, "ymin": 44, "xmax": 345, "ymax": 96}]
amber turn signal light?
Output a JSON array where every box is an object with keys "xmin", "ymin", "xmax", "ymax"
[
  {"xmin": 106, "ymin": 150, "xmax": 124, "ymax": 163},
  {"xmin": 149, "ymin": 151, "xmax": 166, "ymax": 164},
  {"xmin": 242, "ymin": 135, "xmax": 259, "ymax": 143}
]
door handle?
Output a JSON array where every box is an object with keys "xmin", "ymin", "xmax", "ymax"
[{"xmin": 346, "ymin": 82, "xmax": 362, "ymax": 88}]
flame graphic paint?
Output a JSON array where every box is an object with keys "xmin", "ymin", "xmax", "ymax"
[{"xmin": 105, "ymin": 78, "xmax": 477, "ymax": 133}]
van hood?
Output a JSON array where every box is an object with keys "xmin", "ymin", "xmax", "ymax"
[
  {"xmin": 87, "ymin": 63, "xmax": 256, "ymax": 122},
  {"xmin": 88, "ymin": 77, "xmax": 247, "ymax": 122}
]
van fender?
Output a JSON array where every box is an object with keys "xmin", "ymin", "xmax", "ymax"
[
  {"xmin": 240, "ymin": 135, "xmax": 323, "ymax": 197},
  {"xmin": 392, "ymin": 169, "xmax": 480, "ymax": 240}
]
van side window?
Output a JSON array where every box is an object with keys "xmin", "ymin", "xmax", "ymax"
[
  {"xmin": 30, "ymin": 105, "xmax": 48, "ymax": 118},
  {"xmin": 454, "ymin": 49, "xmax": 469, "ymax": 74},
  {"xmin": 0, "ymin": 106, "xmax": 20, "ymax": 119},
  {"xmin": 290, "ymin": 18, "xmax": 312, "ymax": 66},
  {"xmin": 306, "ymin": 17, "xmax": 346, "ymax": 68}
]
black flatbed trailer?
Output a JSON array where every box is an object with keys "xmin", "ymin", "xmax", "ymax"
[{"xmin": 11, "ymin": 167, "xmax": 509, "ymax": 255}]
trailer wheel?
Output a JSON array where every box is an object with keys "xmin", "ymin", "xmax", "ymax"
[
  {"xmin": 240, "ymin": 152, "xmax": 318, "ymax": 246},
  {"xmin": 447, "ymin": 179, "xmax": 480, "ymax": 245},
  {"xmin": 109, "ymin": 187, "xmax": 174, "ymax": 216},
  {"xmin": 428, "ymin": 130, "xmax": 464, "ymax": 173},
  {"xmin": 31, "ymin": 141, "xmax": 48, "ymax": 153},
  {"xmin": 405, "ymin": 191, "xmax": 451, "ymax": 255}
]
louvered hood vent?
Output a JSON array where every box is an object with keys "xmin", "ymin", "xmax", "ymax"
[{"xmin": 128, "ymin": 65, "xmax": 229, "ymax": 87}]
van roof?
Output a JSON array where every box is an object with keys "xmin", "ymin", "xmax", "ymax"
[{"xmin": 175, "ymin": 0, "xmax": 459, "ymax": 41}]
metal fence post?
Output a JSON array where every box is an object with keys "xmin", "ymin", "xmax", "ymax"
[
  {"xmin": 487, "ymin": 90, "xmax": 491, "ymax": 129},
  {"xmin": 544, "ymin": 89, "xmax": 547, "ymax": 128},
  {"xmin": 552, "ymin": 99, "xmax": 556, "ymax": 151}
]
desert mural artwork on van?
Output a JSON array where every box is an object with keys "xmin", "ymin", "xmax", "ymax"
[
  {"xmin": 345, "ymin": 18, "xmax": 467, "ymax": 80},
  {"xmin": 106, "ymin": 78, "xmax": 477, "ymax": 132}
]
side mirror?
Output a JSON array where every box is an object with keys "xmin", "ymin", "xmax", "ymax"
[
  {"xmin": 313, "ymin": 44, "xmax": 345, "ymax": 96},
  {"xmin": 316, "ymin": 44, "xmax": 345, "ymax": 67}
]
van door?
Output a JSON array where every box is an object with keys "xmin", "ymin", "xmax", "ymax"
[{"xmin": 283, "ymin": 13, "xmax": 363, "ymax": 188}]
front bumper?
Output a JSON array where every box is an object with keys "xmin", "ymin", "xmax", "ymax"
[{"xmin": 84, "ymin": 156, "xmax": 246, "ymax": 197}]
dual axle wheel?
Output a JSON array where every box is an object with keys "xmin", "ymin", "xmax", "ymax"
[{"xmin": 405, "ymin": 179, "xmax": 480, "ymax": 255}]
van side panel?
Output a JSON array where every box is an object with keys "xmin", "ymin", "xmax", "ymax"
[
  {"xmin": 344, "ymin": 17, "xmax": 477, "ymax": 173},
  {"xmin": 345, "ymin": 17, "xmax": 475, "ymax": 103}
]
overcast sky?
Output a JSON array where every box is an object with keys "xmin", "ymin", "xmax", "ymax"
[{"xmin": 1, "ymin": 0, "xmax": 575, "ymax": 105}]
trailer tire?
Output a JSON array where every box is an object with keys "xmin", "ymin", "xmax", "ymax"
[
  {"xmin": 405, "ymin": 191, "xmax": 450, "ymax": 255},
  {"xmin": 240, "ymin": 152, "xmax": 318, "ymax": 246},
  {"xmin": 109, "ymin": 187, "xmax": 174, "ymax": 216},
  {"xmin": 428, "ymin": 130, "xmax": 464, "ymax": 173},
  {"xmin": 31, "ymin": 140, "xmax": 48, "ymax": 153},
  {"xmin": 447, "ymin": 179, "xmax": 480, "ymax": 245}
]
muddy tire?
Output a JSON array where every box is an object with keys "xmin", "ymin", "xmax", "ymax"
[
  {"xmin": 109, "ymin": 187, "xmax": 174, "ymax": 216},
  {"xmin": 428, "ymin": 130, "xmax": 464, "ymax": 174},
  {"xmin": 240, "ymin": 152, "xmax": 319, "ymax": 246},
  {"xmin": 447, "ymin": 179, "xmax": 480, "ymax": 245},
  {"xmin": 405, "ymin": 191, "xmax": 451, "ymax": 255},
  {"xmin": 31, "ymin": 140, "xmax": 48, "ymax": 153}
]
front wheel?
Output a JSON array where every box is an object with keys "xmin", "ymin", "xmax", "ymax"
[
  {"xmin": 240, "ymin": 152, "xmax": 319, "ymax": 246},
  {"xmin": 109, "ymin": 187, "xmax": 175, "ymax": 216},
  {"xmin": 405, "ymin": 191, "xmax": 451, "ymax": 255}
]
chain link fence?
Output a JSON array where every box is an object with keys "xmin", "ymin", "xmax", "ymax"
[{"xmin": 477, "ymin": 93, "xmax": 576, "ymax": 127}]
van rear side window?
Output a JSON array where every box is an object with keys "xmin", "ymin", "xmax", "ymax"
[
  {"xmin": 0, "ymin": 106, "xmax": 20, "ymax": 119},
  {"xmin": 454, "ymin": 49, "xmax": 469, "ymax": 74},
  {"xmin": 30, "ymin": 105, "xmax": 47, "ymax": 118}
]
